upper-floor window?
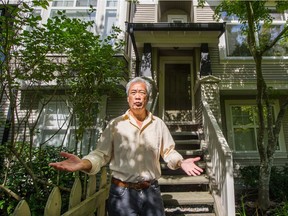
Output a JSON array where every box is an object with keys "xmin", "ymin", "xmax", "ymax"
[
  {"xmin": 52, "ymin": 0, "xmax": 97, "ymax": 7},
  {"xmin": 50, "ymin": 0, "xmax": 97, "ymax": 22},
  {"xmin": 168, "ymin": 15, "xmax": 187, "ymax": 23},
  {"xmin": 103, "ymin": 0, "xmax": 118, "ymax": 37},
  {"xmin": 221, "ymin": 10, "xmax": 288, "ymax": 58},
  {"xmin": 48, "ymin": 0, "xmax": 119, "ymax": 36}
]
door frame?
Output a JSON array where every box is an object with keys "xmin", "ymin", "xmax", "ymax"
[{"xmin": 159, "ymin": 56, "xmax": 194, "ymax": 121}]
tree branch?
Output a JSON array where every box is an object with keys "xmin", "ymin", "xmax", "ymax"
[
  {"xmin": 0, "ymin": 184, "xmax": 22, "ymax": 201},
  {"xmin": 261, "ymin": 24, "xmax": 288, "ymax": 55}
]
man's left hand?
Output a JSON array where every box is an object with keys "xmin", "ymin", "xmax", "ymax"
[{"xmin": 180, "ymin": 157, "xmax": 203, "ymax": 176}]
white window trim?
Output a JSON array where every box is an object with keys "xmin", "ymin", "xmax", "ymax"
[
  {"xmin": 35, "ymin": 98, "xmax": 71, "ymax": 148},
  {"xmin": 34, "ymin": 97, "xmax": 100, "ymax": 155},
  {"xmin": 225, "ymin": 100, "xmax": 286, "ymax": 154},
  {"xmin": 219, "ymin": 12, "xmax": 288, "ymax": 64},
  {"xmin": 168, "ymin": 15, "xmax": 187, "ymax": 23}
]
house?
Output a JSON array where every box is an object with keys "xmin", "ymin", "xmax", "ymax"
[
  {"xmin": 1, "ymin": 0, "xmax": 288, "ymax": 215},
  {"xmin": 125, "ymin": 0, "xmax": 288, "ymax": 167}
]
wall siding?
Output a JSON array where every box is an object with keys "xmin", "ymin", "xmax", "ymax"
[
  {"xmin": 106, "ymin": 96, "xmax": 129, "ymax": 121},
  {"xmin": 209, "ymin": 47, "xmax": 288, "ymax": 86},
  {"xmin": 133, "ymin": 4, "xmax": 156, "ymax": 23},
  {"xmin": 195, "ymin": 6, "xmax": 215, "ymax": 22}
]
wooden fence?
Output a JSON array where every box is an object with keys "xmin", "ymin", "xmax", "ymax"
[{"xmin": 12, "ymin": 167, "xmax": 111, "ymax": 216}]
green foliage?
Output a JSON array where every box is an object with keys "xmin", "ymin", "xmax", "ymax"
[
  {"xmin": 1, "ymin": 1, "xmax": 126, "ymax": 215},
  {"xmin": 236, "ymin": 195, "xmax": 247, "ymax": 216},
  {"xmin": 0, "ymin": 145, "xmax": 75, "ymax": 216},
  {"xmin": 239, "ymin": 165, "xmax": 288, "ymax": 201},
  {"xmin": 272, "ymin": 201, "xmax": 288, "ymax": 216}
]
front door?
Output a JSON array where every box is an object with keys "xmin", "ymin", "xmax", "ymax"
[{"xmin": 163, "ymin": 63, "xmax": 192, "ymax": 122}]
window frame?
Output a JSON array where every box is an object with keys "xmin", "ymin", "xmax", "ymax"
[
  {"xmin": 219, "ymin": 10, "xmax": 288, "ymax": 64},
  {"xmin": 225, "ymin": 100, "xmax": 286, "ymax": 154},
  {"xmin": 35, "ymin": 97, "xmax": 99, "ymax": 155},
  {"xmin": 167, "ymin": 15, "xmax": 187, "ymax": 23}
]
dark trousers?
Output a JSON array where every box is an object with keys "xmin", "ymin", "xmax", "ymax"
[{"xmin": 107, "ymin": 180, "xmax": 165, "ymax": 216}]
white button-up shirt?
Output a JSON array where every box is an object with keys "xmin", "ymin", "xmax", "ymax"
[{"xmin": 82, "ymin": 110, "xmax": 183, "ymax": 182}]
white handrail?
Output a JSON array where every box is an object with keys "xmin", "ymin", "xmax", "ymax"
[{"xmin": 202, "ymin": 100, "xmax": 235, "ymax": 216}]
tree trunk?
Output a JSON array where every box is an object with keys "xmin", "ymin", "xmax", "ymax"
[
  {"xmin": 258, "ymin": 159, "xmax": 272, "ymax": 210},
  {"xmin": 254, "ymin": 54, "xmax": 271, "ymax": 210}
]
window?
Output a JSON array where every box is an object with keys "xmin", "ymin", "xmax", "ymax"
[
  {"xmin": 52, "ymin": 0, "xmax": 97, "ymax": 7},
  {"xmin": 106, "ymin": 0, "xmax": 117, "ymax": 7},
  {"xmin": 52, "ymin": 0, "xmax": 74, "ymax": 7},
  {"xmin": 226, "ymin": 24, "xmax": 288, "ymax": 57},
  {"xmin": 168, "ymin": 15, "xmax": 187, "ymax": 23},
  {"xmin": 225, "ymin": 100, "xmax": 285, "ymax": 152},
  {"xmin": 103, "ymin": 0, "xmax": 118, "ymax": 37},
  {"xmin": 76, "ymin": 0, "xmax": 97, "ymax": 7},
  {"xmin": 50, "ymin": 9, "xmax": 96, "ymax": 22},
  {"xmin": 37, "ymin": 99, "xmax": 98, "ymax": 155},
  {"xmin": 35, "ymin": 0, "xmax": 123, "ymax": 36},
  {"xmin": 221, "ymin": 10, "xmax": 288, "ymax": 57},
  {"xmin": 38, "ymin": 100, "xmax": 70, "ymax": 147},
  {"xmin": 49, "ymin": 0, "xmax": 97, "ymax": 31}
]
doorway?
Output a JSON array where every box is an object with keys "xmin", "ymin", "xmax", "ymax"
[{"xmin": 159, "ymin": 57, "xmax": 193, "ymax": 122}]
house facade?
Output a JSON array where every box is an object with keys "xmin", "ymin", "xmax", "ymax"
[
  {"xmin": 1, "ymin": 0, "xmax": 288, "ymax": 176},
  {"xmin": 1, "ymin": 0, "xmax": 287, "ymax": 215},
  {"xmin": 125, "ymin": 0, "xmax": 288, "ymax": 168}
]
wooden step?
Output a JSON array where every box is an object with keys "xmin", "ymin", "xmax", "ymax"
[
  {"xmin": 159, "ymin": 175, "xmax": 209, "ymax": 185},
  {"xmin": 160, "ymin": 161, "xmax": 206, "ymax": 170},
  {"xmin": 166, "ymin": 212, "xmax": 215, "ymax": 216},
  {"xmin": 177, "ymin": 149, "xmax": 204, "ymax": 156},
  {"xmin": 175, "ymin": 139, "xmax": 201, "ymax": 145},
  {"xmin": 166, "ymin": 122, "xmax": 200, "ymax": 132},
  {"xmin": 162, "ymin": 191, "xmax": 213, "ymax": 206}
]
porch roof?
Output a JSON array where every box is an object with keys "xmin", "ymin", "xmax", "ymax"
[
  {"xmin": 126, "ymin": 22, "xmax": 226, "ymax": 61},
  {"xmin": 126, "ymin": 22, "xmax": 226, "ymax": 33}
]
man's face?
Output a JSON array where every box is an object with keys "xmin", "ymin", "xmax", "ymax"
[{"xmin": 127, "ymin": 82, "xmax": 148, "ymax": 112}]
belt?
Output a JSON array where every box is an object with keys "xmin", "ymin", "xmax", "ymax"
[{"xmin": 111, "ymin": 177, "xmax": 156, "ymax": 190}]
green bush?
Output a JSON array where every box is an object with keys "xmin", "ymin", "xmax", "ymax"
[
  {"xmin": 0, "ymin": 146, "xmax": 78, "ymax": 216},
  {"xmin": 239, "ymin": 164, "xmax": 288, "ymax": 201}
]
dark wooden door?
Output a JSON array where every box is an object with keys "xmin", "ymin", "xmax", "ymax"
[{"xmin": 164, "ymin": 64, "xmax": 192, "ymax": 121}]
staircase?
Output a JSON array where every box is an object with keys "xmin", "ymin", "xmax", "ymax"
[{"xmin": 159, "ymin": 123, "xmax": 215, "ymax": 216}]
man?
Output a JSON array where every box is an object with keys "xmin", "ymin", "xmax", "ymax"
[{"xmin": 49, "ymin": 77, "xmax": 203, "ymax": 216}]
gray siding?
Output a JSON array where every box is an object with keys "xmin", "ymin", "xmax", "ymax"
[
  {"xmin": 209, "ymin": 47, "xmax": 288, "ymax": 86},
  {"xmin": 195, "ymin": 6, "xmax": 215, "ymax": 22},
  {"xmin": 106, "ymin": 96, "xmax": 129, "ymax": 121},
  {"xmin": 133, "ymin": 4, "xmax": 156, "ymax": 23}
]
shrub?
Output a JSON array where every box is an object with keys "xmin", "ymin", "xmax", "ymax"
[{"xmin": 0, "ymin": 146, "xmax": 78, "ymax": 216}]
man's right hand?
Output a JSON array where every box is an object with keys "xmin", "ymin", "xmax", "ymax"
[{"xmin": 49, "ymin": 152, "xmax": 92, "ymax": 172}]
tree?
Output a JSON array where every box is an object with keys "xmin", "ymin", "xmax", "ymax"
[
  {"xmin": 201, "ymin": 0, "xmax": 288, "ymax": 211},
  {"xmin": 0, "ymin": 0, "xmax": 126, "ymax": 214}
]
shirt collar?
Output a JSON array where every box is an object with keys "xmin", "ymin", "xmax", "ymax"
[{"xmin": 122, "ymin": 109, "xmax": 155, "ymax": 121}]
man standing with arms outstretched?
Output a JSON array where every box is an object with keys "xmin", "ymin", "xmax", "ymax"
[{"xmin": 49, "ymin": 77, "xmax": 203, "ymax": 216}]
